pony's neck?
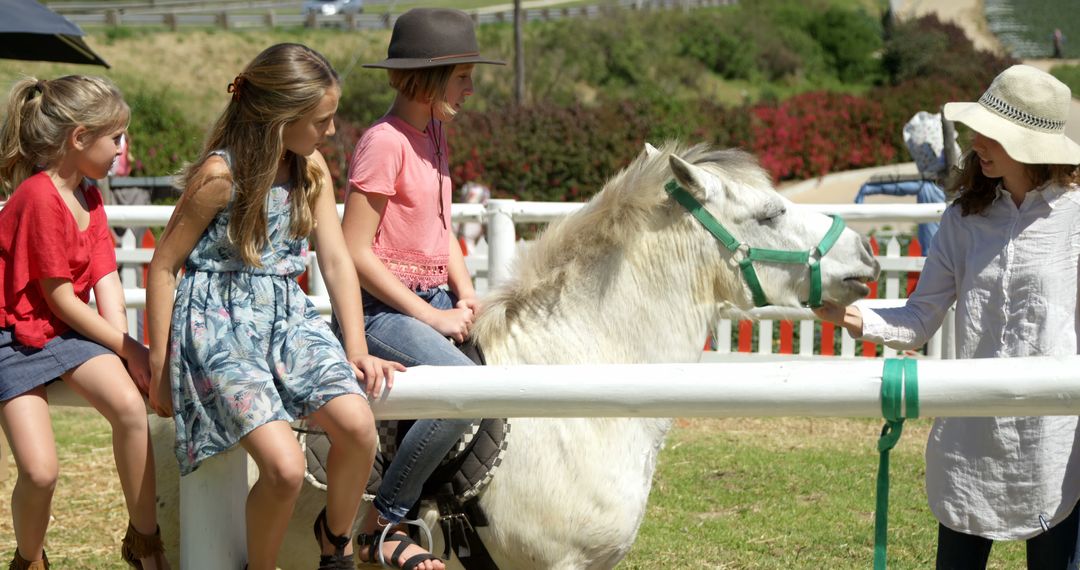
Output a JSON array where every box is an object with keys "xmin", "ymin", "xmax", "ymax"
[{"xmin": 481, "ymin": 230, "xmax": 730, "ymax": 365}]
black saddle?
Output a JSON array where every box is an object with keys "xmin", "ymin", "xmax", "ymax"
[{"xmin": 298, "ymin": 339, "xmax": 505, "ymax": 569}]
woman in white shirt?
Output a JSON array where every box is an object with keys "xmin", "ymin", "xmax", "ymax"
[{"xmin": 817, "ymin": 65, "xmax": 1080, "ymax": 569}]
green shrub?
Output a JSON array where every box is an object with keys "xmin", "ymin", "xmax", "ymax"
[
  {"xmin": 124, "ymin": 87, "xmax": 204, "ymax": 178},
  {"xmin": 1051, "ymin": 64, "xmax": 1080, "ymax": 97},
  {"xmin": 809, "ymin": 7, "xmax": 883, "ymax": 83},
  {"xmin": 883, "ymin": 15, "xmax": 1015, "ymax": 90}
]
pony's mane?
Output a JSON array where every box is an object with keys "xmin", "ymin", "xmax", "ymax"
[{"xmin": 476, "ymin": 141, "xmax": 770, "ymax": 330}]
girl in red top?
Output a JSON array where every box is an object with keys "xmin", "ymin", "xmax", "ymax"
[{"xmin": 0, "ymin": 76, "xmax": 168, "ymax": 570}]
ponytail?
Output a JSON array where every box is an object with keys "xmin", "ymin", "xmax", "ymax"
[
  {"xmin": 0, "ymin": 79, "xmax": 45, "ymax": 194},
  {"xmin": 0, "ymin": 75, "xmax": 129, "ymax": 195}
]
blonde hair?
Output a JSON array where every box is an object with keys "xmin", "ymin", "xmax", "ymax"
[
  {"xmin": 182, "ymin": 43, "xmax": 338, "ymax": 267},
  {"xmin": 0, "ymin": 75, "xmax": 129, "ymax": 195},
  {"xmin": 388, "ymin": 65, "xmax": 457, "ymax": 120}
]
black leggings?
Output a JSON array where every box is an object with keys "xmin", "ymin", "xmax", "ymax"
[{"xmin": 936, "ymin": 502, "xmax": 1080, "ymax": 570}]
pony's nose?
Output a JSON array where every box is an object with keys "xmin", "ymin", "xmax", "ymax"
[{"xmin": 861, "ymin": 236, "xmax": 881, "ymax": 280}]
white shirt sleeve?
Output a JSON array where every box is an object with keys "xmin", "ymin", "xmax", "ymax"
[{"xmin": 856, "ymin": 208, "xmax": 960, "ymax": 350}]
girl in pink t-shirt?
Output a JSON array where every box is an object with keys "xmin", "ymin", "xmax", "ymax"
[
  {"xmin": 339, "ymin": 8, "xmax": 504, "ymax": 570},
  {"xmin": 0, "ymin": 76, "xmax": 168, "ymax": 569}
]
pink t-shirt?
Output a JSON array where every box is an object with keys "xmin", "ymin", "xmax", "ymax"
[{"xmin": 348, "ymin": 115, "xmax": 452, "ymax": 290}]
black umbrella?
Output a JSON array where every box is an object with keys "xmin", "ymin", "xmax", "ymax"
[{"xmin": 0, "ymin": 0, "xmax": 109, "ymax": 67}]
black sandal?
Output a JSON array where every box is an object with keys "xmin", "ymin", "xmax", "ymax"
[
  {"xmin": 356, "ymin": 519, "xmax": 440, "ymax": 570},
  {"xmin": 313, "ymin": 507, "xmax": 353, "ymax": 570}
]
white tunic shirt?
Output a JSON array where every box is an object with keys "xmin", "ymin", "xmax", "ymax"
[{"xmin": 857, "ymin": 183, "xmax": 1080, "ymax": 540}]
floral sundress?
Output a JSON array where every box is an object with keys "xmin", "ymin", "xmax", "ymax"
[{"xmin": 169, "ymin": 151, "xmax": 363, "ymax": 475}]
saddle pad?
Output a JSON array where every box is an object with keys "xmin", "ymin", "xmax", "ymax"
[{"xmin": 297, "ymin": 417, "xmax": 510, "ymax": 503}]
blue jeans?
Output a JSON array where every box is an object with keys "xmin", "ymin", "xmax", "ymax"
[
  {"xmin": 936, "ymin": 501, "xmax": 1080, "ymax": 569},
  {"xmin": 347, "ymin": 287, "xmax": 476, "ymax": 523}
]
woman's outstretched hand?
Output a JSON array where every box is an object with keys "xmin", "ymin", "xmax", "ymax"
[{"xmin": 812, "ymin": 301, "xmax": 863, "ymax": 337}]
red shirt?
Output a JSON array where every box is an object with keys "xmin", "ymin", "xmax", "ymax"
[{"xmin": 0, "ymin": 172, "xmax": 117, "ymax": 348}]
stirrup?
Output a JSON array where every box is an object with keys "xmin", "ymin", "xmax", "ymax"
[
  {"xmin": 357, "ymin": 518, "xmax": 438, "ymax": 569},
  {"xmin": 9, "ymin": 549, "xmax": 49, "ymax": 570}
]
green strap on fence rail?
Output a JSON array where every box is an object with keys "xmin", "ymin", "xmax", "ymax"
[{"xmin": 874, "ymin": 358, "xmax": 919, "ymax": 570}]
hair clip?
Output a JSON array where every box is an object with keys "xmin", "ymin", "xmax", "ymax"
[
  {"xmin": 226, "ymin": 75, "xmax": 245, "ymax": 101},
  {"xmin": 27, "ymin": 79, "xmax": 47, "ymax": 101}
]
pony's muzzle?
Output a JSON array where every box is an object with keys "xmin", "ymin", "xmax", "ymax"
[{"xmin": 861, "ymin": 236, "xmax": 881, "ymax": 281}]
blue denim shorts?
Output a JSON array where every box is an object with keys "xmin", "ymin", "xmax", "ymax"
[{"xmin": 0, "ymin": 328, "xmax": 112, "ymax": 401}]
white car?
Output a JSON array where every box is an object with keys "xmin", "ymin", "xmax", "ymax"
[{"xmin": 302, "ymin": 0, "xmax": 363, "ymax": 16}]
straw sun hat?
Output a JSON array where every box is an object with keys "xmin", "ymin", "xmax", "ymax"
[
  {"xmin": 944, "ymin": 64, "xmax": 1080, "ymax": 165},
  {"xmin": 364, "ymin": 8, "xmax": 505, "ymax": 70}
]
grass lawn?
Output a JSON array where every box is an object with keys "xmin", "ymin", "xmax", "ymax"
[
  {"xmin": 985, "ymin": 0, "xmax": 1080, "ymax": 58},
  {"xmin": 1, "ymin": 412, "xmax": 1029, "ymax": 569}
]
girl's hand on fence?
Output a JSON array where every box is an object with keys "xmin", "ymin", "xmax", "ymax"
[
  {"xmin": 121, "ymin": 337, "xmax": 152, "ymax": 395},
  {"xmin": 350, "ymin": 354, "xmax": 406, "ymax": 399},
  {"xmin": 426, "ymin": 307, "xmax": 474, "ymax": 344}
]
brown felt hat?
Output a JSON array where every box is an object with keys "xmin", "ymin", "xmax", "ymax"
[{"xmin": 363, "ymin": 8, "xmax": 506, "ymax": 70}]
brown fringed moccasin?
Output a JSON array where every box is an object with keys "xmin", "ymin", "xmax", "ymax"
[
  {"xmin": 8, "ymin": 549, "xmax": 48, "ymax": 570},
  {"xmin": 120, "ymin": 522, "xmax": 166, "ymax": 569}
]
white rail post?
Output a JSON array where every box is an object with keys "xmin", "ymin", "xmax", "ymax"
[
  {"xmin": 882, "ymin": 238, "xmax": 901, "ymax": 358},
  {"xmin": 120, "ymin": 229, "xmax": 140, "ymax": 341},
  {"xmin": 309, "ymin": 252, "xmax": 327, "ymax": 297},
  {"xmin": 180, "ymin": 449, "xmax": 250, "ymax": 569},
  {"xmin": 485, "ymin": 199, "xmax": 517, "ymax": 287},
  {"xmin": 798, "ymin": 320, "xmax": 815, "ymax": 356}
]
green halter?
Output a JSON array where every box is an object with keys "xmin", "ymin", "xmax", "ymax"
[{"xmin": 664, "ymin": 180, "xmax": 846, "ymax": 308}]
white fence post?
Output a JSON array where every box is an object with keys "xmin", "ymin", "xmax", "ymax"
[
  {"xmin": 485, "ymin": 199, "xmax": 517, "ymax": 287},
  {"xmin": 179, "ymin": 449, "xmax": 250, "ymax": 570},
  {"xmin": 756, "ymin": 320, "xmax": 773, "ymax": 354},
  {"xmin": 120, "ymin": 229, "xmax": 140, "ymax": 341},
  {"xmin": 715, "ymin": 319, "xmax": 732, "ymax": 354},
  {"xmin": 881, "ymin": 238, "xmax": 901, "ymax": 358},
  {"xmin": 309, "ymin": 252, "xmax": 327, "ymax": 297},
  {"xmin": 798, "ymin": 320, "xmax": 815, "ymax": 356}
]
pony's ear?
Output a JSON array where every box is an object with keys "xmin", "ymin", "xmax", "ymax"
[
  {"xmin": 643, "ymin": 142, "xmax": 660, "ymax": 158},
  {"xmin": 669, "ymin": 155, "xmax": 715, "ymax": 201}
]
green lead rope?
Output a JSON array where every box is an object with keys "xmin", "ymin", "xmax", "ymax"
[{"xmin": 874, "ymin": 358, "xmax": 919, "ymax": 569}]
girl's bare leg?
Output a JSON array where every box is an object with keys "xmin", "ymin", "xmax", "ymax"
[
  {"xmin": 307, "ymin": 394, "xmax": 377, "ymax": 556},
  {"xmin": 0, "ymin": 387, "xmax": 56, "ymax": 563},
  {"xmin": 64, "ymin": 354, "xmax": 167, "ymax": 570},
  {"xmin": 239, "ymin": 420, "xmax": 306, "ymax": 570}
]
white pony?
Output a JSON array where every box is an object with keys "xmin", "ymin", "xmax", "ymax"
[{"xmin": 151, "ymin": 142, "xmax": 879, "ymax": 569}]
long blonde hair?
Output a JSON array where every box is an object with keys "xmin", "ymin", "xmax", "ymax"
[
  {"xmin": 183, "ymin": 43, "xmax": 338, "ymax": 267},
  {"xmin": 0, "ymin": 75, "xmax": 129, "ymax": 195}
]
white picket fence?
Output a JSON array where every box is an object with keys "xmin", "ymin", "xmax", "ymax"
[{"xmin": 105, "ymin": 199, "xmax": 952, "ymax": 358}]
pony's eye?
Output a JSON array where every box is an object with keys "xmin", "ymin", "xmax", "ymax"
[{"xmin": 758, "ymin": 207, "xmax": 786, "ymax": 223}]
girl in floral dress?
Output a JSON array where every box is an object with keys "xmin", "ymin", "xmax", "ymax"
[{"xmin": 145, "ymin": 43, "xmax": 402, "ymax": 570}]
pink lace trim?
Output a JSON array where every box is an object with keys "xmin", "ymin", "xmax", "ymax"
[{"xmin": 373, "ymin": 246, "xmax": 448, "ymax": 290}]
